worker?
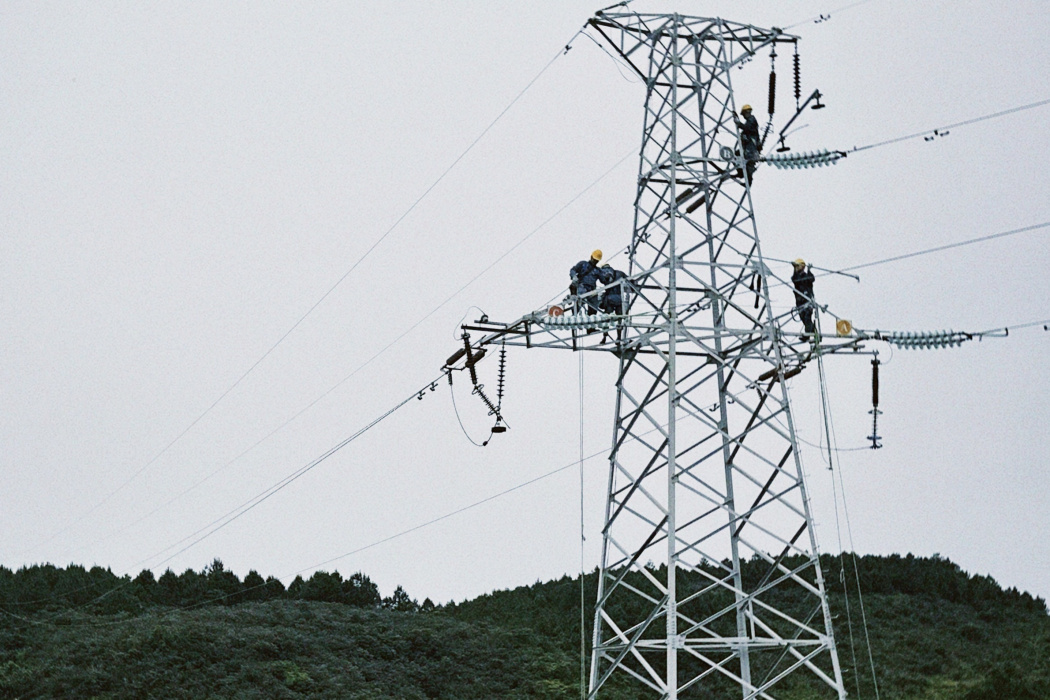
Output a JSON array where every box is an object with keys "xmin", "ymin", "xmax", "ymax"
[
  {"xmin": 735, "ymin": 104, "xmax": 760, "ymax": 184},
  {"xmin": 791, "ymin": 258, "xmax": 816, "ymax": 336},
  {"xmin": 570, "ymin": 249, "xmax": 604, "ymax": 313},
  {"xmin": 600, "ymin": 265, "xmax": 629, "ymax": 315}
]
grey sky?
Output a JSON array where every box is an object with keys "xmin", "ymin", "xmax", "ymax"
[{"xmin": 3, "ymin": 0, "xmax": 1048, "ymax": 606}]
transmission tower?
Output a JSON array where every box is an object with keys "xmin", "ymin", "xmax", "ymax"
[
  {"xmin": 577, "ymin": 13, "xmax": 845, "ymax": 699},
  {"xmin": 450, "ymin": 11, "xmax": 848, "ymax": 699}
]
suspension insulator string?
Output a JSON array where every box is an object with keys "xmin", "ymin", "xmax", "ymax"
[
  {"xmin": 496, "ymin": 343, "xmax": 507, "ymax": 410},
  {"xmin": 761, "ymin": 48, "xmax": 777, "ymax": 149},
  {"xmin": 793, "ymin": 43, "xmax": 801, "ymax": 110},
  {"xmin": 767, "ymin": 63, "xmax": 777, "ymax": 115},
  {"xmin": 489, "ymin": 343, "xmax": 509, "ymax": 438},
  {"xmin": 867, "ymin": 356, "xmax": 882, "ymax": 449}
]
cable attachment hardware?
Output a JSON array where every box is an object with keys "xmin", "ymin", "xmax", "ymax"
[
  {"xmin": 473, "ymin": 384, "xmax": 500, "ymax": 417},
  {"xmin": 882, "ymin": 329, "xmax": 973, "ymax": 350},
  {"xmin": 444, "ymin": 328, "xmax": 511, "ymax": 445},
  {"xmin": 765, "ymin": 149, "xmax": 846, "ymax": 169},
  {"xmin": 473, "ymin": 383, "xmax": 508, "ymax": 446},
  {"xmin": 867, "ymin": 356, "xmax": 882, "ymax": 449}
]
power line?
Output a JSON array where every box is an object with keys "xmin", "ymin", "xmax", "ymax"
[
  {"xmin": 12, "ymin": 10, "xmax": 1050, "ymax": 639},
  {"xmin": 850, "ymin": 98, "xmax": 1050, "ymax": 153},
  {"xmin": 3, "ymin": 375, "xmax": 443, "ymax": 618},
  {"xmin": 76, "ymin": 95, "xmax": 1044, "ymax": 563},
  {"xmin": 18, "ymin": 356, "xmax": 665, "ymax": 623},
  {"xmin": 88, "ymin": 209, "xmax": 1050, "ymax": 568},
  {"xmin": 58, "ymin": 147, "xmax": 636, "ymax": 563},
  {"xmin": 30, "ymin": 30, "xmax": 582, "ymax": 555},
  {"xmin": 838, "ymin": 221, "xmax": 1050, "ymax": 273},
  {"xmin": 39, "ymin": 209, "xmax": 1050, "ymax": 571},
  {"xmin": 0, "ymin": 431, "xmax": 612, "ymax": 629},
  {"xmin": 783, "ymin": 0, "xmax": 878, "ymax": 30},
  {"xmin": 129, "ymin": 374, "xmax": 445, "ymax": 574}
]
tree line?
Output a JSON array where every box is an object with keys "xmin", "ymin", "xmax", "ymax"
[{"xmin": 0, "ymin": 559, "xmax": 430, "ymax": 616}]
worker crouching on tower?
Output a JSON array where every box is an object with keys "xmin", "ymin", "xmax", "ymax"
[
  {"xmin": 570, "ymin": 249, "xmax": 604, "ymax": 313},
  {"xmin": 600, "ymin": 264, "xmax": 628, "ymax": 315},
  {"xmin": 792, "ymin": 258, "xmax": 816, "ymax": 338},
  {"xmin": 735, "ymin": 104, "xmax": 760, "ymax": 184}
]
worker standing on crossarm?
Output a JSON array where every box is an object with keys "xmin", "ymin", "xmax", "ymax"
[
  {"xmin": 735, "ymin": 104, "xmax": 760, "ymax": 184},
  {"xmin": 570, "ymin": 249, "xmax": 604, "ymax": 313},
  {"xmin": 791, "ymin": 258, "xmax": 816, "ymax": 337}
]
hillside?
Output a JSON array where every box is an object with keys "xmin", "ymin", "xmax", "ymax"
[
  {"xmin": 0, "ymin": 601, "xmax": 579, "ymax": 699},
  {"xmin": 1, "ymin": 555, "xmax": 1047, "ymax": 698},
  {"xmin": 446, "ymin": 554, "xmax": 1050, "ymax": 700}
]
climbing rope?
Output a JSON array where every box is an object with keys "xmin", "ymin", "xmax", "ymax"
[
  {"xmin": 812, "ymin": 321, "xmax": 862, "ymax": 697},
  {"xmin": 578, "ymin": 350, "xmax": 587, "ymax": 700},
  {"xmin": 833, "ymin": 461, "xmax": 883, "ymax": 700},
  {"xmin": 814, "ymin": 332, "xmax": 882, "ymax": 699}
]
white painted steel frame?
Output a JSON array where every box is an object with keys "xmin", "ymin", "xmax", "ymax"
[
  {"xmin": 582, "ymin": 12, "xmax": 846, "ymax": 699},
  {"xmin": 453, "ymin": 12, "xmax": 852, "ymax": 699}
]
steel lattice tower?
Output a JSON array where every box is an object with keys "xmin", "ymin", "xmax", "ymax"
[
  {"xmin": 453, "ymin": 10, "xmax": 849, "ymax": 699},
  {"xmin": 584, "ymin": 12, "xmax": 846, "ymax": 699}
]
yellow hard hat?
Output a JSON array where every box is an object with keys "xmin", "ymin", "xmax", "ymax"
[
  {"xmin": 793, "ymin": 258, "xmax": 806, "ymax": 266},
  {"xmin": 592, "ymin": 249, "xmax": 603, "ymax": 261},
  {"xmin": 740, "ymin": 104, "xmax": 752, "ymax": 112}
]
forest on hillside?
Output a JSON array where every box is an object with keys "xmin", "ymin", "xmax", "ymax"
[{"xmin": 1, "ymin": 554, "xmax": 1048, "ymax": 698}]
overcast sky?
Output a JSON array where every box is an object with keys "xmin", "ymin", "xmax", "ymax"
[{"xmin": 3, "ymin": 0, "xmax": 1048, "ymax": 609}]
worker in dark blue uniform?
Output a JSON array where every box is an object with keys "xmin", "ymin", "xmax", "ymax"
[
  {"xmin": 570, "ymin": 249, "xmax": 604, "ymax": 313},
  {"xmin": 791, "ymin": 258, "xmax": 816, "ymax": 336},
  {"xmin": 600, "ymin": 265, "xmax": 629, "ymax": 315},
  {"xmin": 735, "ymin": 104, "xmax": 760, "ymax": 184}
]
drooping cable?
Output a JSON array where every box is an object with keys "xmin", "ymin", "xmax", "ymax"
[
  {"xmin": 449, "ymin": 375, "xmax": 486, "ymax": 448},
  {"xmin": 579, "ymin": 28, "xmax": 643, "ymax": 84},
  {"xmin": 578, "ymin": 350, "xmax": 587, "ymax": 700}
]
